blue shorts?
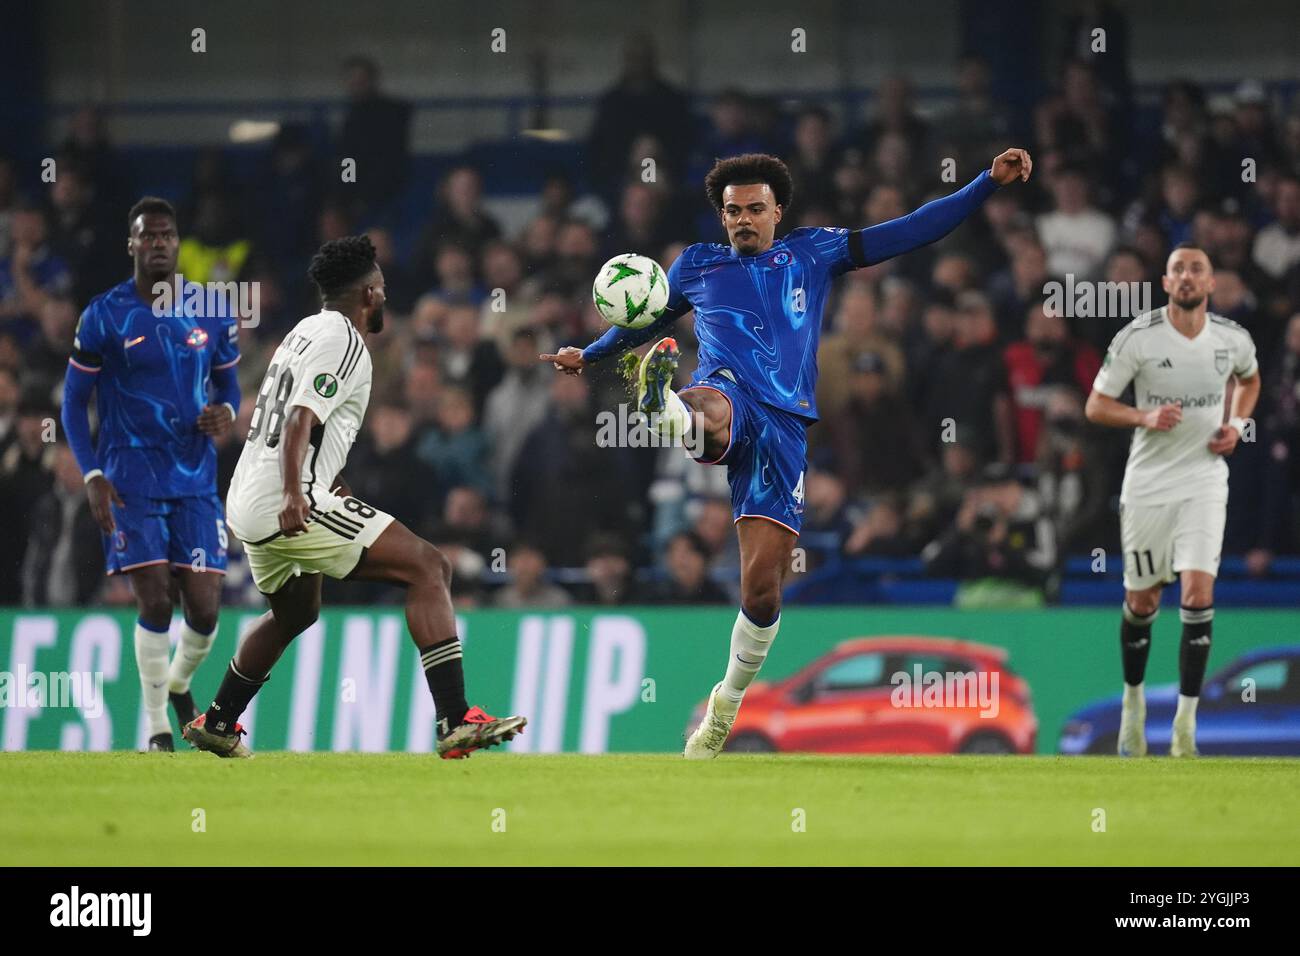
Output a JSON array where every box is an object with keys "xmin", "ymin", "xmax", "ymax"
[
  {"xmin": 104, "ymin": 492, "xmax": 229, "ymax": 576},
  {"xmin": 682, "ymin": 373, "xmax": 808, "ymax": 535}
]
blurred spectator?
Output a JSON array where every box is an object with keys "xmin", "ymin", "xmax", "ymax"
[
  {"xmin": 438, "ymin": 303, "xmax": 504, "ymax": 413},
  {"xmin": 1252, "ymin": 174, "xmax": 1300, "ymax": 281},
  {"xmin": 800, "ymin": 470, "xmax": 854, "ymax": 565},
  {"xmin": 988, "ymin": 233, "xmax": 1051, "ymax": 340},
  {"xmin": 479, "ymin": 241, "xmax": 543, "ymax": 353},
  {"xmin": 0, "ymin": 203, "xmax": 73, "ymax": 330},
  {"xmin": 865, "ymin": 76, "xmax": 930, "ymax": 163},
  {"xmin": 1036, "ymin": 164, "xmax": 1116, "ymax": 280},
  {"xmin": 423, "ymin": 240, "xmax": 485, "ymax": 306},
  {"xmin": 844, "ymin": 496, "xmax": 913, "ymax": 558},
  {"xmin": 543, "ymin": 220, "xmax": 601, "ymax": 298},
  {"xmin": 1003, "ymin": 299, "xmax": 1102, "ymax": 463},
  {"xmin": 923, "ymin": 292, "xmax": 1014, "ymax": 465},
  {"xmin": 605, "ymin": 182, "xmax": 682, "ymax": 260},
  {"xmin": 0, "ymin": 389, "xmax": 58, "ymax": 602},
  {"xmin": 574, "ymin": 533, "xmax": 643, "ymax": 605},
  {"xmin": 824, "ymin": 351, "xmax": 928, "ymax": 498},
  {"xmin": 28, "ymin": 296, "xmax": 78, "ymax": 390},
  {"xmin": 21, "ymin": 443, "xmax": 101, "ymax": 606},
  {"xmin": 429, "ymin": 486, "xmax": 502, "ymax": 607},
  {"xmin": 46, "ymin": 161, "xmax": 119, "ymax": 303},
  {"xmin": 907, "ymin": 427, "xmax": 983, "ymax": 546},
  {"xmin": 336, "ymin": 55, "xmax": 412, "ymax": 215},
  {"xmin": 816, "ymin": 284, "xmax": 907, "ymax": 416},
  {"xmin": 58, "ymin": 106, "xmax": 127, "ymax": 208},
  {"xmin": 176, "ymin": 193, "xmax": 253, "ymax": 285},
  {"xmin": 648, "ymin": 531, "xmax": 729, "ymax": 604},
  {"xmin": 494, "ymin": 540, "xmax": 571, "ymax": 608},
  {"xmin": 509, "ymin": 373, "xmax": 640, "ymax": 567},
  {"xmin": 786, "ymin": 106, "xmax": 841, "ymax": 214},
  {"xmin": 403, "ymin": 358, "xmax": 443, "ymax": 430},
  {"xmin": 415, "ymin": 386, "xmax": 492, "ymax": 503},
  {"xmin": 587, "ymin": 33, "xmax": 691, "ymax": 204},
  {"xmin": 416, "ymin": 166, "xmax": 502, "ymax": 280},
  {"xmin": 348, "ymin": 398, "xmax": 441, "ymax": 536},
  {"xmin": 921, "ymin": 465, "xmax": 1056, "ymax": 606},
  {"xmin": 483, "ymin": 328, "xmax": 552, "ymax": 499},
  {"xmin": 939, "ymin": 56, "xmax": 1013, "ymax": 178},
  {"xmin": 255, "ymin": 123, "xmax": 325, "ymax": 276},
  {"xmin": 1034, "ymin": 59, "xmax": 1117, "ymax": 181},
  {"xmin": 690, "ymin": 90, "xmax": 771, "ymax": 186},
  {"xmin": 1034, "ymin": 388, "xmax": 1111, "ymax": 555}
]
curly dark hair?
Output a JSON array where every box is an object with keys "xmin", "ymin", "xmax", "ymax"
[
  {"xmin": 308, "ymin": 235, "xmax": 378, "ymax": 298},
  {"xmin": 704, "ymin": 153, "xmax": 793, "ymax": 211}
]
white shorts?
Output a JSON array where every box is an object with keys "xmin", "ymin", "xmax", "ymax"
[
  {"xmin": 241, "ymin": 497, "xmax": 394, "ymax": 594},
  {"xmin": 1119, "ymin": 496, "xmax": 1226, "ymax": 591}
]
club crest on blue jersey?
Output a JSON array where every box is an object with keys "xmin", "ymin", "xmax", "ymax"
[
  {"xmin": 186, "ymin": 327, "xmax": 209, "ymax": 349},
  {"xmin": 769, "ymin": 251, "xmax": 792, "ymax": 267},
  {"xmin": 113, "ymin": 530, "xmax": 128, "ymax": 552}
]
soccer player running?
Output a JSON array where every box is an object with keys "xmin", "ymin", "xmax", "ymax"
[
  {"xmin": 1085, "ymin": 243, "xmax": 1260, "ymax": 757},
  {"xmin": 543, "ymin": 148, "xmax": 1032, "ymax": 757},
  {"xmin": 62, "ymin": 197, "xmax": 239, "ymax": 752},
  {"xmin": 184, "ymin": 236, "xmax": 524, "ymax": 758}
]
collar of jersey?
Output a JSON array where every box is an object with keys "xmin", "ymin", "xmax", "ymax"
[{"xmin": 727, "ymin": 238, "xmax": 788, "ymax": 261}]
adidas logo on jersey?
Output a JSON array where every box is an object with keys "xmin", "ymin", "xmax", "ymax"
[{"xmin": 1157, "ymin": 358, "xmax": 1173, "ymax": 368}]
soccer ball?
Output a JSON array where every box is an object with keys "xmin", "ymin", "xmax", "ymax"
[{"xmin": 592, "ymin": 253, "xmax": 669, "ymax": 330}]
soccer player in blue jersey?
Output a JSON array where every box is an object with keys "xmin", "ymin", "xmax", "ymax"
[
  {"xmin": 61, "ymin": 197, "xmax": 241, "ymax": 752},
  {"xmin": 543, "ymin": 148, "xmax": 1032, "ymax": 757}
]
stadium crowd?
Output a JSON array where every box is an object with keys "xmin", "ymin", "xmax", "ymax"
[{"xmin": 2, "ymin": 40, "xmax": 1299, "ymax": 609}]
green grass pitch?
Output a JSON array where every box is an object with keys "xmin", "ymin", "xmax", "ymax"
[{"xmin": 2, "ymin": 752, "xmax": 1297, "ymax": 866}]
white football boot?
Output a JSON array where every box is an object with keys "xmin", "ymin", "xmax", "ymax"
[
  {"xmin": 1170, "ymin": 714, "xmax": 1198, "ymax": 757},
  {"xmin": 684, "ymin": 682, "xmax": 738, "ymax": 760},
  {"xmin": 1117, "ymin": 684, "xmax": 1147, "ymax": 757}
]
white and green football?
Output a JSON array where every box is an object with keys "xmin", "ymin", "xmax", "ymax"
[{"xmin": 592, "ymin": 253, "xmax": 669, "ymax": 330}]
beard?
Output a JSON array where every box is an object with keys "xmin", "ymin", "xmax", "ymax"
[
  {"xmin": 1172, "ymin": 292, "xmax": 1205, "ymax": 310},
  {"xmin": 366, "ymin": 304, "xmax": 385, "ymax": 333}
]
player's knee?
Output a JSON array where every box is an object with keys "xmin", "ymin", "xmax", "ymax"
[
  {"xmin": 136, "ymin": 594, "xmax": 173, "ymax": 629},
  {"xmin": 1126, "ymin": 591, "xmax": 1159, "ymax": 617},
  {"xmin": 412, "ymin": 541, "xmax": 452, "ymax": 591},
  {"xmin": 185, "ymin": 607, "xmax": 218, "ymax": 635},
  {"xmin": 741, "ymin": 579, "xmax": 782, "ymax": 627},
  {"xmin": 1182, "ymin": 585, "xmax": 1214, "ymax": 609}
]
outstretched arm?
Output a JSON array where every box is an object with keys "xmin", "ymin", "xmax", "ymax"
[{"xmin": 856, "ymin": 148, "xmax": 1032, "ymax": 267}]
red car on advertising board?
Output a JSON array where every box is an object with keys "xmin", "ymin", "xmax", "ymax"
[{"xmin": 685, "ymin": 636, "xmax": 1037, "ymax": 754}]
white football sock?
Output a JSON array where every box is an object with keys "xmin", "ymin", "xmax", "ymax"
[
  {"xmin": 1174, "ymin": 693, "xmax": 1198, "ymax": 727},
  {"xmin": 656, "ymin": 389, "xmax": 694, "ymax": 442},
  {"xmin": 1122, "ymin": 682, "xmax": 1144, "ymax": 708},
  {"xmin": 720, "ymin": 611, "xmax": 780, "ymax": 711},
  {"xmin": 134, "ymin": 622, "xmax": 172, "ymax": 736},
  {"xmin": 168, "ymin": 620, "xmax": 216, "ymax": 694}
]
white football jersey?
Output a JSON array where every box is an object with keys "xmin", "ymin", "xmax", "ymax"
[
  {"xmin": 227, "ymin": 310, "xmax": 373, "ymax": 543},
  {"xmin": 1092, "ymin": 306, "xmax": 1257, "ymax": 506}
]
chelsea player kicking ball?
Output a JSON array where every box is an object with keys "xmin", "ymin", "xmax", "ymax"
[{"xmin": 592, "ymin": 253, "xmax": 669, "ymax": 330}]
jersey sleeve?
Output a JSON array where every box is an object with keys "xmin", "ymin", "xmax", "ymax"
[
  {"xmin": 70, "ymin": 302, "xmax": 106, "ymax": 372},
  {"xmin": 214, "ymin": 315, "xmax": 241, "ymax": 370},
  {"xmin": 1092, "ymin": 325, "xmax": 1141, "ymax": 397},
  {"xmin": 1234, "ymin": 329, "xmax": 1259, "ymax": 378},
  {"xmin": 286, "ymin": 327, "xmax": 363, "ymax": 423},
  {"xmin": 801, "ymin": 227, "xmax": 865, "ymax": 277}
]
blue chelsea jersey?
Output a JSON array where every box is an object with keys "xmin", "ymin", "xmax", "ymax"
[
  {"xmin": 666, "ymin": 226, "xmax": 858, "ymax": 421},
  {"xmin": 71, "ymin": 278, "xmax": 240, "ymax": 498}
]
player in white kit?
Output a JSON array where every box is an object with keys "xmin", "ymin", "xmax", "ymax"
[
  {"xmin": 183, "ymin": 236, "xmax": 525, "ymax": 759},
  {"xmin": 1086, "ymin": 243, "xmax": 1261, "ymax": 757}
]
